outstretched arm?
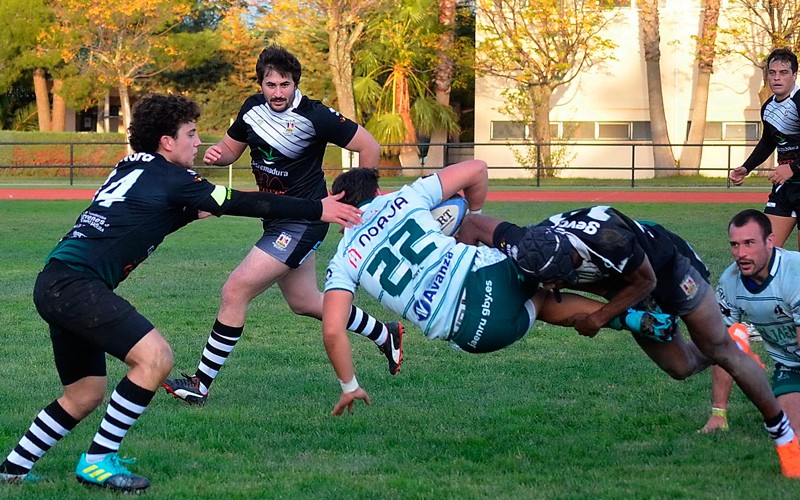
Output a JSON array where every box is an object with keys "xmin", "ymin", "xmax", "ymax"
[
  {"xmin": 456, "ymin": 213, "xmax": 505, "ymax": 246},
  {"xmin": 197, "ymin": 187, "xmax": 362, "ymax": 227},
  {"xmin": 323, "ymin": 289, "xmax": 372, "ymax": 415}
]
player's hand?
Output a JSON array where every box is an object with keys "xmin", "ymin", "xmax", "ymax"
[
  {"xmin": 574, "ymin": 314, "xmax": 602, "ymax": 338},
  {"xmin": 728, "ymin": 166, "xmax": 747, "ymax": 186},
  {"xmin": 769, "ymin": 163, "xmax": 793, "ymax": 185},
  {"xmin": 698, "ymin": 414, "xmax": 728, "ymax": 434},
  {"xmin": 320, "ymin": 192, "xmax": 362, "ymax": 227},
  {"xmin": 197, "ymin": 210, "xmax": 213, "ymax": 219},
  {"xmin": 331, "ymin": 387, "xmax": 371, "ymax": 416},
  {"xmin": 203, "ymin": 145, "xmax": 223, "ymax": 165}
]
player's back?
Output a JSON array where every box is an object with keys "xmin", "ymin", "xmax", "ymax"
[{"xmin": 327, "ymin": 178, "xmax": 477, "ymax": 340}]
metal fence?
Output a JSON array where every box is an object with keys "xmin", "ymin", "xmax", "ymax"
[{"xmin": 0, "ymin": 140, "xmax": 758, "ymax": 188}]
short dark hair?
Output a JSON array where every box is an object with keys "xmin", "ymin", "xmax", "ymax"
[
  {"xmin": 729, "ymin": 209, "xmax": 772, "ymax": 241},
  {"xmin": 256, "ymin": 45, "xmax": 302, "ymax": 85},
  {"xmin": 128, "ymin": 94, "xmax": 200, "ymax": 154},
  {"xmin": 767, "ymin": 47, "xmax": 798, "ymax": 74},
  {"xmin": 331, "ymin": 168, "xmax": 381, "ymax": 207}
]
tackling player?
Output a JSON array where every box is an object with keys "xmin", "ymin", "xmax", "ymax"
[
  {"xmin": 321, "ymin": 162, "xmax": 673, "ymax": 416},
  {"xmin": 456, "ymin": 206, "xmax": 800, "ymax": 478},
  {"xmin": 0, "ymin": 94, "xmax": 360, "ymax": 492}
]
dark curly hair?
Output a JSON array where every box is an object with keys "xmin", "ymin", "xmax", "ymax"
[
  {"xmin": 767, "ymin": 47, "xmax": 798, "ymax": 73},
  {"xmin": 128, "ymin": 94, "xmax": 201, "ymax": 154},
  {"xmin": 331, "ymin": 168, "xmax": 381, "ymax": 207},
  {"xmin": 256, "ymin": 45, "xmax": 302, "ymax": 85}
]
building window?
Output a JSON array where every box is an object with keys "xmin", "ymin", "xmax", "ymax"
[
  {"xmin": 597, "ymin": 122, "xmax": 631, "ymax": 140},
  {"xmin": 490, "ymin": 121, "xmax": 526, "ymax": 140},
  {"xmin": 632, "ymin": 121, "xmax": 652, "ymax": 140},
  {"xmin": 702, "ymin": 121, "xmax": 759, "ymax": 141},
  {"xmin": 723, "ymin": 122, "xmax": 759, "ymax": 141}
]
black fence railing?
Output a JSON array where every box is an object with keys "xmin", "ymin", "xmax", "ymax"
[{"xmin": 0, "ymin": 140, "xmax": 760, "ymax": 188}]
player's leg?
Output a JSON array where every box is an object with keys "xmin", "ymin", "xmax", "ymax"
[
  {"xmin": 773, "ymin": 365, "xmax": 800, "ymax": 435},
  {"xmin": 279, "ymin": 254, "xmax": 404, "ymax": 375},
  {"xmin": 0, "ymin": 329, "xmax": 102, "ymax": 484},
  {"xmin": 74, "ymin": 328, "xmax": 169, "ymax": 492},
  {"xmin": 164, "ymin": 245, "xmax": 289, "ymax": 403},
  {"xmin": 767, "ymin": 213, "xmax": 796, "ymax": 248},
  {"xmin": 764, "ymin": 185, "xmax": 798, "ymax": 248},
  {"xmin": 684, "ymin": 290, "xmax": 800, "ymax": 477}
]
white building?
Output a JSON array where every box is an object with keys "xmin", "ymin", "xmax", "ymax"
[{"xmin": 474, "ymin": 0, "xmax": 766, "ymax": 179}]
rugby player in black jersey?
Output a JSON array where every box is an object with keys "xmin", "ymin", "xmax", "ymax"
[
  {"xmin": 164, "ymin": 45, "xmax": 403, "ymax": 406},
  {"xmin": 0, "ymin": 93, "xmax": 361, "ymax": 492},
  {"xmin": 457, "ymin": 206, "xmax": 800, "ymax": 478},
  {"xmin": 729, "ymin": 48, "xmax": 800, "ymax": 249}
]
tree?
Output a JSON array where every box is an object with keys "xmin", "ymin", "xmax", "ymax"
[
  {"xmin": 257, "ymin": 0, "xmax": 385, "ymax": 121},
  {"xmin": 0, "ymin": 0, "xmax": 67, "ymax": 131},
  {"xmin": 679, "ymin": 0, "xmax": 721, "ymax": 172},
  {"xmin": 356, "ymin": 0, "xmax": 459, "ymax": 169},
  {"xmin": 426, "ymin": 0, "xmax": 458, "ymax": 169},
  {"xmin": 718, "ymin": 0, "xmax": 800, "ymax": 101},
  {"xmin": 475, "ymin": 0, "xmax": 617, "ymax": 174},
  {"xmin": 45, "ymin": 0, "xmax": 198, "ymax": 133},
  {"xmin": 639, "ymin": 0, "xmax": 676, "ymax": 176}
]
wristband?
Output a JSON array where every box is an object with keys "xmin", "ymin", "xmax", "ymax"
[
  {"xmin": 339, "ymin": 376, "xmax": 359, "ymax": 393},
  {"xmin": 711, "ymin": 407, "xmax": 727, "ymax": 419},
  {"xmin": 469, "ymin": 208, "xmax": 482, "ymax": 215}
]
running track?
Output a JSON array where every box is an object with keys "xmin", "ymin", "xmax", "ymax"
[{"xmin": 0, "ymin": 188, "xmax": 767, "ymax": 204}]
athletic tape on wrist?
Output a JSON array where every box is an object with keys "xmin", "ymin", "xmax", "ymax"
[{"xmin": 339, "ymin": 376, "xmax": 359, "ymax": 393}]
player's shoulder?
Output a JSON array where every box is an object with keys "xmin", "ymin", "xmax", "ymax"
[{"xmin": 775, "ymin": 247, "xmax": 800, "ymax": 274}]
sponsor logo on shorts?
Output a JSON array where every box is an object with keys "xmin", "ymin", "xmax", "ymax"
[
  {"xmin": 468, "ymin": 280, "xmax": 493, "ymax": 348},
  {"xmin": 679, "ymin": 274, "xmax": 697, "ymax": 299},
  {"xmin": 274, "ymin": 232, "xmax": 292, "ymax": 251}
]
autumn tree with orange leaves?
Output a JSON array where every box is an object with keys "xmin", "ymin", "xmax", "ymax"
[{"xmin": 44, "ymin": 0, "xmax": 196, "ymax": 133}]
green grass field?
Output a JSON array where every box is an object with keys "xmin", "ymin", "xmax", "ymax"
[{"xmin": 0, "ymin": 200, "xmax": 797, "ymax": 499}]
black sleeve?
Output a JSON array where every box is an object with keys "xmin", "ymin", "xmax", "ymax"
[
  {"xmin": 197, "ymin": 189, "xmax": 323, "ymax": 221},
  {"xmin": 741, "ymin": 136, "xmax": 777, "ymax": 173}
]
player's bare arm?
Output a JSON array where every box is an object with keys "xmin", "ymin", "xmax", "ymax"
[
  {"xmin": 436, "ymin": 160, "xmax": 488, "ymax": 212},
  {"xmin": 344, "ymin": 126, "xmax": 380, "ymax": 168},
  {"xmin": 577, "ymin": 257, "xmax": 657, "ymax": 337},
  {"xmin": 203, "ymin": 134, "xmax": 247, "ymax": 166},
  {"xmin": 322, "ymin": 290, "xmax": 372, "ymax": 415}
]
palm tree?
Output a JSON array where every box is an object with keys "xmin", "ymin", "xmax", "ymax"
[
  {"xmin": 680, "ymin": 0, "xmax": 720, "ymax": 172},
  {"xmin": 639, "ymin": 0, "xmax": 676, "ymax": 176},
  {"xmin": 355, "ymin": 0, "xmax": 459, "ymax": 171}
]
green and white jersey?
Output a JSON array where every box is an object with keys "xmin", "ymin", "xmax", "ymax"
[
  {"xmin": 717, "ymin": 247, "xmax": 800, "ymax": 367},
  {"xmin": 325, "ymin": 175, "xmax": 477, "ymax": 340}
]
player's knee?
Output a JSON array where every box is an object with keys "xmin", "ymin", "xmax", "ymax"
[
  {"xmin": 663, "ymin": 366, "xmax": 693, "ymax": 381},
  {"xmin": 287, "ymin": 300, "xmax": 322, "ymax": 318},
  {"xmin": 61, "ymin": 389, "xmax": 105, "ymax": 418},
  {"xmin": 130, "ymin": 335, "xmax": 174, "ymax": 379},
  {"xmin": 220, "ymin": 278, "xmax": 256, "ymax": 306}
]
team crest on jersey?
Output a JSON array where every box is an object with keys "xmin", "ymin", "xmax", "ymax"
[
  {"xmin": 327, "ymin": 107, "xmax": 347, "ymax": 123},
  {"xmin": 285, "ymin": 120, "xmax": 295, "ymax": 133},
  {"xmin": 679, "ymin": 274, "xmax": 698, "ymax": 299},
  {"xmin": 273, "ymin": 232, "xmax": 292, "ymax": 251}
]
